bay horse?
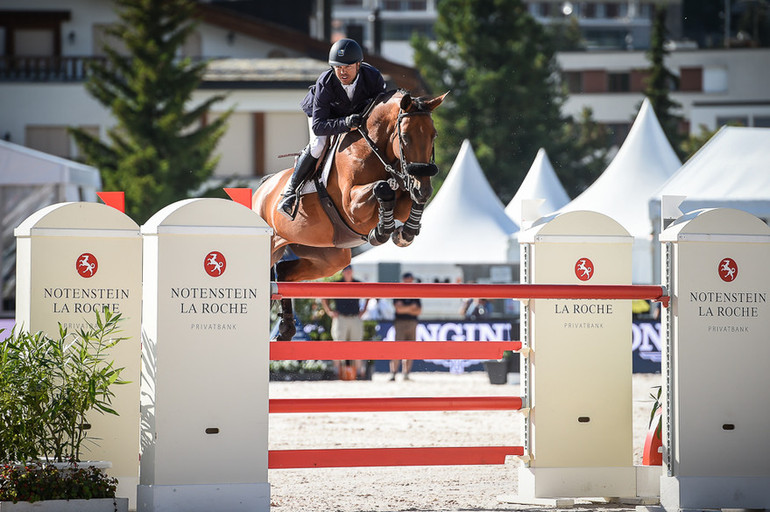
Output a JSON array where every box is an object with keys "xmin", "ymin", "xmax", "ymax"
[{"xmin": 253, "ymin": 89, "xmax": 447, "ymax": 340}]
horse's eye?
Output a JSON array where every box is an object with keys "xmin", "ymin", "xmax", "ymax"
[{"xmin": 402, "ymin": 134, "xmax": 411, "ymax": 145}]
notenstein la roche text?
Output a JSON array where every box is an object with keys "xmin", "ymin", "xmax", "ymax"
[
  {"xmin": 689, "ymin": 290, "xmax": 766, "ymax": 318},
  {"xmin": 44, "ymin": 287, "xmax": 130, "ymax": 314},
  {"xmin": 171, "ymin": 286, "xmax": 258, "ymax": 314}
]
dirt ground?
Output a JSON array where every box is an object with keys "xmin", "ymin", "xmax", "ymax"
[{"xmin": 268, "ymin": 371, "xmax": 663, "ymax": 512}]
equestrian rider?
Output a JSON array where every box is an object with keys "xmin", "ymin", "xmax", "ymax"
[{"xmin": 277, "ymin": 38, "xmax": 387, "ymax": 220}]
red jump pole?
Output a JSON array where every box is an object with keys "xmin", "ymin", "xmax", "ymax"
[
  {"xmin": 271, "ymin": 282, "xmax": 669, "ymax": 306},
  {"xmin": 269, "ymin": 341, "xmax": 521, "ymax": 361},
  {"xmin": 270, "ymin": 396, "xmax": 523, "ymax": 414},
  {"xmin": 268, "ymin": 446, "xmax": 524, "ymax": 469}
]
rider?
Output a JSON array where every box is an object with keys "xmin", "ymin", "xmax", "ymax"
[{"xmin": 277, "ymin": 38, "xmax": 387, "ymax": 220}]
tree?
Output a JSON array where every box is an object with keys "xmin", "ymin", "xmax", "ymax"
[
  {"xmin": 643, "ymin": 3, "xmax": 685, "ymax": 158},
  {"xmin": 411, "ymin": 0, "xmax": 608, "ymax": 200},
  {"xmin": 70, "ymin": 0, "xmax": 231, "ymax": 224}
]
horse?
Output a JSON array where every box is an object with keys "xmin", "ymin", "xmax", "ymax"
[{"xmin": 253, "ymin": 89, "xmax": 447, "ymax": 340}]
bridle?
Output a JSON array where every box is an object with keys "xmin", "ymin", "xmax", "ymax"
[{"xmin": 357, "ymin": 95, "xmax": 438, "ymax": 195}]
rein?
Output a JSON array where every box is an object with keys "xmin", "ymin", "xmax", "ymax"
[{"xmin": 357, "ymin": 98, "xmax": 437, "ymax": 193}]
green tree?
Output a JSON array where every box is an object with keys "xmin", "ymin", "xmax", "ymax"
[
  {"xmin": 643, "ymin": 3, "xmax": 685, "ymax": 158},
  {"xmin": 412, "ymin": 0, "xmax": 608, "ymax": 200},
  {"xmin": 70, "ymin": 0, "xmax": 231, "ymax": 224}
]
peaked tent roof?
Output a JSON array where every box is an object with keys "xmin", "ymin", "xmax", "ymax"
[
  {"xmin": 557, "ymin": 98, "xmax": 681, "ymax": 237},
  {"xmin": 352, "ymin": 139, "xmax": 518, "ymax": 264},
  {"xmin": 650, "ymin": 126, "xmax": 770, "ymax": 219},
  {"xmin": 505, "ymin": 148, "xmax": 570, "ymax": 226}
]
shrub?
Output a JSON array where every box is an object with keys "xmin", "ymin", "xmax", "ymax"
[
  {"xmin": 0, "ymin": 463, "xmax": 118, "ymax": 503},
  {"xmin": 0, "ymin": 310, "xmax": 128, "ymax": 464}
]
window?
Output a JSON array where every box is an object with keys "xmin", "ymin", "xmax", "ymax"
[
  {"xmin": 679, "ymin": 67, "xmax": 702, "ymax": 92},
  {"xmin": 754, "ymin": 116, "xmax": 770, "ymax": 128},
  {"xmin": 607, "ymin": 72, "xmax": 630, "ymax": 92},
  {"xmin": 703, "ymin": 67, "xmax": 727, "ymax": 93},
  {"xmin": 605, "ymin": 3, "xmax": 619, "ymax": 18},
  {"xmin": 382, "ymin": 21, "xmax": 434, "ymax": 40},
  {"xmin": 563, "ymin": 71, "xmax": 583, "ymax": 93},
  {"xmin": 716, "ymin": 116, "xmax": 748, "ymax": 127},
  {"xmin": 26, "ymin": 126, "xmax": 69, "ymax": 157}
]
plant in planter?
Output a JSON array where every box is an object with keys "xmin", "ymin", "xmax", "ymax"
[{"xmin": 0, "ymin": 310, "xmax": 129, "ymax": 508}]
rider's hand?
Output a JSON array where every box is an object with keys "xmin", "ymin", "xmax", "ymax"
[{"xmin": 345, "ymin": 114, "xmax": 362, "ymax": 129}]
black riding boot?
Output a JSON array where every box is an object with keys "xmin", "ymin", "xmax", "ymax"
[{"xmin": 277, "ymin": 147, "xmax": 318, "ymax": 220}]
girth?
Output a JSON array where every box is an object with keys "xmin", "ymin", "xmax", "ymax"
[{"xmin": 313, "ymin": 176, "xmax": 369, "ymax": 249}]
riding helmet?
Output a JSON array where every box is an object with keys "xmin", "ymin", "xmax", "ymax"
[{"xmin": 328, "ymin": 38, "xmax": 363, "ymax": 66}]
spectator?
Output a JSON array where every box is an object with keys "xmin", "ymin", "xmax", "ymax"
[
  {"xmin": 460, "ymin": 298, "xmax": 493, "ymax": 320},
  {"xmin": 390, "ymin": 272, "xmax": 422, "ymax": 381},
  {"xmin": 321, "ymin": 265, "xmax": 365, "ymax": 379}
]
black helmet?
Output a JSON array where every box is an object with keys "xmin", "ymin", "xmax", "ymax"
[{"xmin": 328, "ymin": 38, "xmax": 363, "ymax": 66}]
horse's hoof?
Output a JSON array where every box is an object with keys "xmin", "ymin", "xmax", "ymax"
[{"xmin": 392, "ymin": 227, "xmax": 415, "ymax": 247}]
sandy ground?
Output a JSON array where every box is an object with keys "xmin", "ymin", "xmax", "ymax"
[{"xmin": 268, "ymin": 371, "xmax": 663, "ymax": 512}]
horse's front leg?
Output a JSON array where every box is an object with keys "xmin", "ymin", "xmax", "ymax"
[
  {"xmin": 392, "ymin": 202, "xmax": 424, "ymax": 247},
  {"xmin": 350, "ymin": 180, "xmax": 396, "ymax": 246}
]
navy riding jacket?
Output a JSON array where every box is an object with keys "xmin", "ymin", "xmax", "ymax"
[{"xmin": 300, "ymin": 62, "xmax": 386, "ymax": 136}]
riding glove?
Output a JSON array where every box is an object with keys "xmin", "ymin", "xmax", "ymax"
[{"xmin": 345, "ymin": 114, "xmax": 362, "ymax": 129}]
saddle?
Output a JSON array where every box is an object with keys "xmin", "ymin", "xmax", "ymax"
[{"xmin": 294, "ymin": 135, "xmax": 369, "ymax": 249}]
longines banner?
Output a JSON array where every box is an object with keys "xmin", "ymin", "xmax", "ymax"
[{"xmin": 372, "ymin": 319, "xmax": 661, "ymax": 373}]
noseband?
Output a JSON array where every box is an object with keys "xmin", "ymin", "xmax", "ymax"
[{"xmin": 357, "ymin": 102, "xmax": 438, "ymax": 194}]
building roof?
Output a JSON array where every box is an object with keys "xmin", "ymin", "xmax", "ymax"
[{"xmin": 196, "ymin": 2, "xmax": 428, "ymax": 94}]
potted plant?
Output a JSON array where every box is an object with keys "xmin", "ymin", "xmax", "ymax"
[{"xmin": 0, "ymin": 310, "xmax": 129, "ymax": 511}]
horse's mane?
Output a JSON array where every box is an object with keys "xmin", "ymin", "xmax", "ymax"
[{"xmin": 364, "ymin": 89, "xmax": 433, "ymax": 121}]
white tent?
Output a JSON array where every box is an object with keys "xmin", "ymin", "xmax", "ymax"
[
  {"xmin": 556, "ymin": 98, "xmax": 681, "ymax": 283},
  {"xmin": 505, "ymin": 148, "xmax": 570, "ymax": 227},
  {"xmin": 352, "ymin": 139, "xmax": 518, "ymax": 266},
  {"xmin": 648, "ymin": 126, "xmax": 770, "ymax": 282},
  {"xmin": 0, "ymin": 139, "xmax": 101, "ymax": 315}
]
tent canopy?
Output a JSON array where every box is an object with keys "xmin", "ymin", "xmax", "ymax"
[
  {"xmin": 650, "ymin": 126, "xmax": 770, "ymax": 221},
  {"xmin": 505, "ymin": 148, "xmax": 569, "ymax": 226},
  {"xmin": 557, "ymin": 98, "xmax": 681, "ymax": 236},
  {"xmin": 353, "ymin": 139, "xmax": 518, "ymax": 265},
  {"xmin": 0, "ymin": 139, "xmax": 101, "ymax": 192}
]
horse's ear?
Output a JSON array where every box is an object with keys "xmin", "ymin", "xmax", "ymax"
[
  {"xmin": 425, "ymin": 91, "xmax": 450, "ymax": 111},
  {"xmin": 400, "ymin": 93, "xmax": 413, "ymax": 111}
]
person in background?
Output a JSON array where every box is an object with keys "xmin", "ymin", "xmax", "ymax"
[
  {"xmin": 321, "ymin": 265, "xmax": 365, "ymax": 379},
  {"xmin": 390, "ymin": 272, "xmax": 422, "ymax": 381},
  {"xmin": 460, "ymin": 298, "xmax": 493, "ymax": 320}
]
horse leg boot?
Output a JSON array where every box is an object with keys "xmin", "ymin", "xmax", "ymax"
[
  {"xmin": 278, "ymin": 146, "xmax": 318, "ymax": 220},
  {"xmin": 367, "ymin": 181, "xmax": 396, "ymax": 246},
  {"xmin": 392, "ymin": 202, "xmax": 424, "ymax": 247},
  {"xmin": 277, "ymin": 298, "xmax": 296, "ymax": 341}
]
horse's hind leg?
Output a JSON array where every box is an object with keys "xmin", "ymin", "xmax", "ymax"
[
  {"xmin": 275, "ymin": 298, "xmax": 295, "ymax": 341},
  {"xmin": 272, "ymin": 246, "xmax": 351, "ymax": 340}
]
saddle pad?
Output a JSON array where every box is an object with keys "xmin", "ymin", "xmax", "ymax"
[{"xmin": 296, "ymin": 134, "xmax": 341, "ymax": 196}]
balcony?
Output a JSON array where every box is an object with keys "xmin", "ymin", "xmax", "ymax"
[{"xmin": 0, "ymin": 56, "xmax": 107, "ymax": 82}]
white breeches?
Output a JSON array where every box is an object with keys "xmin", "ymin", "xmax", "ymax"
[{"xmin": 308, "ymin": 117, "xmax": 327, "ymax": 159}]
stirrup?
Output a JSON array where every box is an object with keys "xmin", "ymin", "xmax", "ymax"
[{"xmin": 278, "ymin": 192, "xmax": 298, "ymax": 220}]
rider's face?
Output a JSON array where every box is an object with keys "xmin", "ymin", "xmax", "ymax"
[{"xmin": 333, "ymin": 62, "xmax": 359, "ymax": 86}]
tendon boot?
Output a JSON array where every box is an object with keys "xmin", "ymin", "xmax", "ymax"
[{"xmin": 278, "ymin": 147, "xmax": 318, "ymax": 220}]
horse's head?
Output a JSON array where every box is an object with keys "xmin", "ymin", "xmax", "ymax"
[{"xmin": 367, "ymin": 90, "xmax": 448, "ymax": 205}]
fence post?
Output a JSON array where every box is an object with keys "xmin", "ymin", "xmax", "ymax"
[
  {"xmin": 138, "ymin": 198, "xmax": 272, "ymax": 512},
  {"xmin": 660, "ymin": 207, "xmax": 770, "ymax": 509},
  {"xmin": 517, "ymin": 211, "xmax": 636, "ymax": 499}
]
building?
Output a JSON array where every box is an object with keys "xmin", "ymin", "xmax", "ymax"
[
  {"xmin": 327, "ymin": 0, "xmax": 770, "ymax": 140},
  {"xmin": 326, "ymin": 0, "xmax": 683, "ymax": 66},
  {"xmin": 0, "ymin": 0, "xmax": 425, "ymax": 185}
]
